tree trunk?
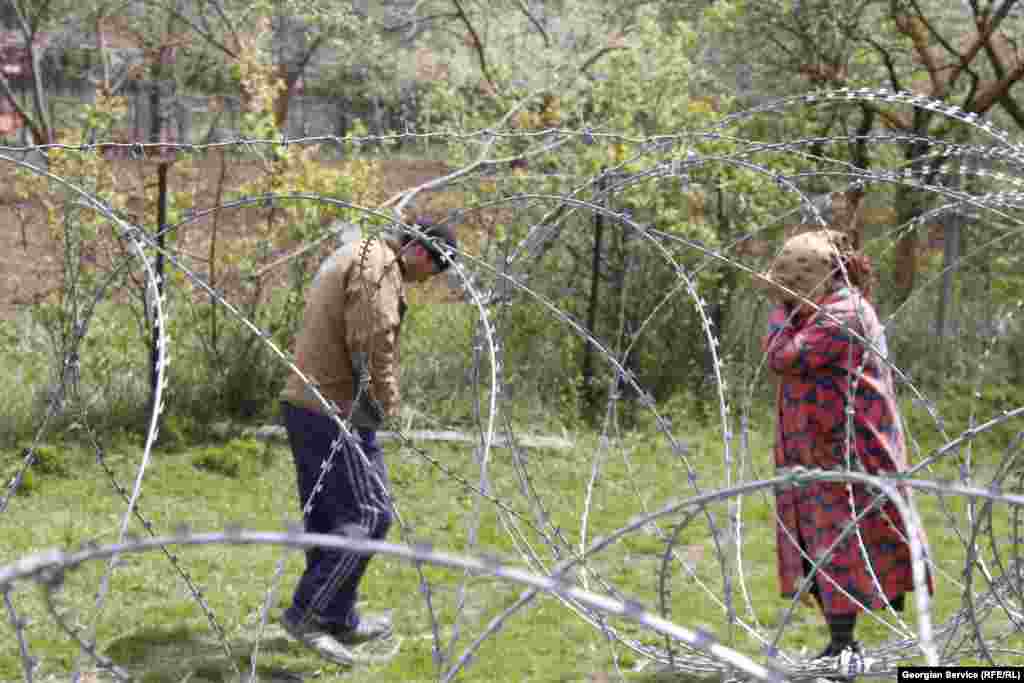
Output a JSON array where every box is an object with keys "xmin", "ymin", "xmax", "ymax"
[
  {"xmin": 274, "ymin": 66, "xmax": 295, "ymax": 129},
  {"xmin": 28, "ymin": 45, "xmax": 52, "ymax": 144},
  {"xmin": 831, "ymin": 189, "xmax": 864, "ymax": 248},
  {"xmin": 148, "ymin": 40, "xmax": 176, "ymax": 420},
  {"xmin": 892, "ymin": 185, "xmax": 923, "ymax": 305},
  {"xmin": 581, "ymin": 173, "xmax": 606, "ymax": 418},
  {"xmin": 373, "ymin": 93, "xmax": 384, "ymax": 136},
  {"xmin": 935, "ymin": 210, "xmax": 961, "ymax": 341},
  {"xmin": 150, "ymin": 161, "xmax": 168, "ymax": 413},
  {"xmin": 704, "ymin": 186, "xmax": 734, "ymax": 382}
]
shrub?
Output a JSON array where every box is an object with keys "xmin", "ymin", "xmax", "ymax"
[
  {"xmin": 154, "ymin": 413, "xmax": 187, "ymax": 452},
  {"xmin": 2, "ymin": 443, "xmax": 73, "ymax": 498},
  {"xmin": 399, "ymin": 293, "xmax": 478, "ymax": 424},
  {"xmin": 0, "ymin": 315, "xmax": 52, "ymax": 447},
  {"xmin": 189, "ymin": 438, "xmax": 270, "ymax": 478},
  {"xmin": 27, "ymin": 444, "xmax": 69, "ymax": 477}
]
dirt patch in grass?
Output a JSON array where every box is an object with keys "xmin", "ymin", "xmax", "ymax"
[
  {"xmin": 0, "ymin": 198, "xmax": 63, "ymax": 316},
  {"xmin": 0, "ymin": 156, "xmax": 485, "ymax": 321}
]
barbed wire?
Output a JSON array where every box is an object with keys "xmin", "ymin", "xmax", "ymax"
[{"xmin": 3, "ymin": 89, "xmax": 1024, "ymax": 681}]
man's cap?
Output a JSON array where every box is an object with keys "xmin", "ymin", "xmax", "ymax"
[{"xmin": 407, "ymin": 219, "xmax": 458, "ymax": 272}]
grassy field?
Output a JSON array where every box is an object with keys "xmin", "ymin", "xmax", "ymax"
[{"xmin": 2, "ymin": 413, "xmax": 1023, "ymax": 682}]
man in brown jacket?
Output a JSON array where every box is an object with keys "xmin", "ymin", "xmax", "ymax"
[{"xmin": 278, "ymin": 220, "xmax": 457, "ymax": 664}]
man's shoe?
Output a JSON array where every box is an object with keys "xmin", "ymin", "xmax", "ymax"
[
  {"xmin": 278, "ymin": 611, "xmax": 355, "ymax": 665},
  {"xmin": 811, "ymin": 641, "xmax": 865, "ymax": 682},
  {"xmin": 333, "ymin": 612, "xmax": 393, "ymax": 645},
  {"xmin": 812, "ymin": 639, "xmax": 841, "ymax": 661}
]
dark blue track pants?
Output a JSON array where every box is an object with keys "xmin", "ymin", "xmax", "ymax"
[{"xmin": 281, "ymin": 402, "xmax": 393, "ymax": 629}]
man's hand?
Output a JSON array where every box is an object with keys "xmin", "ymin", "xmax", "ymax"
[
  {"xmin": 351, "ymin": 392, "xmax": 384, "ymax": 430},
  {"xmin": 351, "ymin": 351, "xmax": 384, "ymax": 430}
]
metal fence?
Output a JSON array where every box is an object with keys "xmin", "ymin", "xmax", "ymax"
[{"xmin": 4, "ymin": 76, "xmax": 413, "ymax": 145}]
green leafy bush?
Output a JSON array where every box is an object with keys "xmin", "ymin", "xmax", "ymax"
[
  {"xmin": 3, "ymin": 443, "xmax": 73, "ymax": 497},
  {"xmin": 189, "ymin": 438, "xmax": 271, "ymax": 479},
  {"xmin": 27, "ymin": 444, "xmax": 69, "ymax": 477},
  {"xmin": 0, "ymin": 315, "xmax": 51, "ymax": 447},
  {"xmin": 155, "ymin": 413, "xmax": 197, "ymax": 453}
]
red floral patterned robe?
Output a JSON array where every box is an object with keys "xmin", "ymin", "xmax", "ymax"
[{"xmin": 763, "ymin": 288, "xmax": 933, "ymax": 616}]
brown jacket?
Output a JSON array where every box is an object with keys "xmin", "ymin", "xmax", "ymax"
[{"xmin": 281, "ymin": 237, "xmax": 405, "ymax": 419}]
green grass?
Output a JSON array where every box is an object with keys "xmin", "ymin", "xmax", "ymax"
[{"xmin": 1, "ymin": 418, "xmax": 1023, "ymax": 682}]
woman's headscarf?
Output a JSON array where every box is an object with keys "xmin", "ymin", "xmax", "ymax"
[{"xmin": 757, "ymin": 229, "xmax": 855, "ymax": 304}]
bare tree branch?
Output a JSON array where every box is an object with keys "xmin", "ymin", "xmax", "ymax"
[
  {"xmin": 997, "ymin": 90, "xmax": 1024, "ymax": 128},
  {"xmin": 893, "ymin": 8, "xmax": 948, "ymax": 96},
  {"xmin": 899, "ymin": 0, "xmax": 1020, "ymax": 100},
  {"xmin": 580, "ymin": 45, "xmax": 629, "ymax": 77},
  {"xmin": 906, "ymin": 0, "xmax": 981, "ymax": 89},
  {"xmin": 5, "ymin": 0, "xmax": 53, "ymax": 142},
  {"xmin": 971, "ymin": 60, "xmax": 1024, "ymax": 113},
  {"xmin": 0, "ymin": 71, "xmax": 43, "ymax": 143},
  {"xmin": 136, "ymin": 0, "xmax": 240, "ymax": 58},
  {"xmin": 8, "ymin": 0, "xmax": 36, "ymax": 36},
  {"xmin": 451, "ymin": 0, "xmax": 495, "ymax": 90},
  {"xmin": 513, "ymin": 0, "xmax": 549, "ymax": 48},
  {"xmin": 865, "ymin": 36, "xmax": 906, "ymax": 93},
  {"xmin": 380, "ymin": 11, "xmax": 461, "ymax": 35}
]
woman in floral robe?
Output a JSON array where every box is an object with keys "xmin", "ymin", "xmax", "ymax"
[{"xmin": 759, "ymin": 230, "xmax": 932, "ymax": 663}]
